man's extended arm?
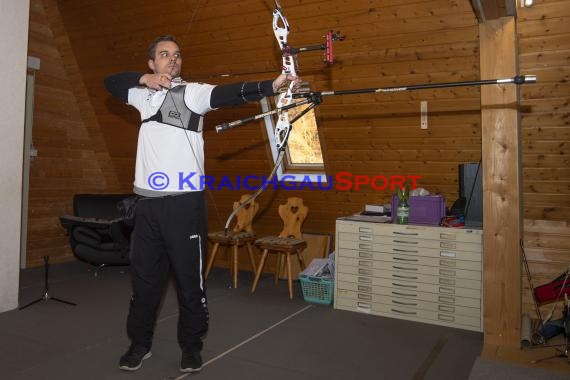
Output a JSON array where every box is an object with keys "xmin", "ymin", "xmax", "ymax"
[
  {"xmin": 210, "ymin": 73, "xmax": 299, "ymax": 108},
  {"xmin": 210, "ymin": 81, "xmax": 276, "ymax": 108},
  {"xmin": 104, "ymin": 71, "xmax": 298, "ymax": 107}
]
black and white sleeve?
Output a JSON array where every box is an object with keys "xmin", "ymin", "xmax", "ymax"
[
  {"xmin": 210, "ymin": 80, "xmax": 276, "ymax": 108},
  {"xmin": 103, "ymin": 72, "xmax": 144, "ymax": 103}
]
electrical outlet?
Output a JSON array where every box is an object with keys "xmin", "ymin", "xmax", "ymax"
[{"xmin": 420, "ymin": 101, "xmax": 428, "ymax": 129}]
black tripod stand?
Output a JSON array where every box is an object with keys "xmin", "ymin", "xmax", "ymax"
[{"xmin": 19, "ymin": 255, "xmax": 77, "ymax": 310}]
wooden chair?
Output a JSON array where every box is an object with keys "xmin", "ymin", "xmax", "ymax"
[
  {"xmin": 205, "ymin": 194, "xmax": 259, "ymax": 288},
  {"xmin": 251, "ymin": 197, "xmax": 309, "ymax": 299}
]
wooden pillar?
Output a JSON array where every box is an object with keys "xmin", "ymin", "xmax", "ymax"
[{"xmin": 479, "ymin": 17, "xmax": 522, "ymax": 348}]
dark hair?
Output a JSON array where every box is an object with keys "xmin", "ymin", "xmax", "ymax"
[{"xmin": 147, "ymin": 35, "xmax": 178, "ymax": 60}]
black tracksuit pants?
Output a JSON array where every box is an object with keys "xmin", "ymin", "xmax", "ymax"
[{"xmin": 126, "ymin": 191, "xmax": 209, "ymax": 353}]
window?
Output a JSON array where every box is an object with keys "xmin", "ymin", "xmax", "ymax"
[
  {"xmin": 285, "ymin": 102, "xmax": 324, "ymax": 166},
  {"xmin": 261, "ymin": 95, "xmax": 325, "ymax": 182}
]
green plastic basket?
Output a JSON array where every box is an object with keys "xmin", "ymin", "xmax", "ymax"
[{"xmin": 299, "ymin": 274, "xmax": 334, "ymax": 305}]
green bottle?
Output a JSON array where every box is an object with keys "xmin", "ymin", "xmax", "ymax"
[{"xmin": 396, "ymin": 182, "xmax": 409, "ymax": 224}]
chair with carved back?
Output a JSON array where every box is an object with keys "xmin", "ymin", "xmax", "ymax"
[
  {"xmin": 251, "ymin": 197, "xmax": 308, "ymax": 299},
  {"xmin": 205, "ymin": 194, "xmax": 259, "ymax": 288}
]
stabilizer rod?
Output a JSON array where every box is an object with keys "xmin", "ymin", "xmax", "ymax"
[{"xmin": 293, "ymin": 75, "xmax": 537, "ymax": 98}]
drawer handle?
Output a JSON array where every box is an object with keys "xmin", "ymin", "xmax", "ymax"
[
  {"xmin": 393, "ymin": 231, "xmax": 419, "ymax": 236},
  {"xmin": 357, "ymin": 302, "xmax": 371, "ymax": 309},
  {"xmin": 438, "ymin": 314, "xmax": 455, "ymax": 322},
  {"xmin": 358, "ymin": 293, "xmax": 372, "ymax": 301},
  {"xmin": 393, "ymin": 256, "xmax": 419, "ymax": 262},
  {"xmin": 359, "ymin": 251, "xmax": 373, "ymax": 259},
  {"xmin": 438, "ymin": 305, "xmax": 455, "ymax": 313},
  {"xmin": 393, "ymin": 282, "xmax": 418, "ymax": 289},
  {"xmin": 393, "ymin": 248, "xmax": 419, "ymax": 254},
  {"xmin": 439, "ymin": 259, "xmax": 456, "ymax": 268},
  {"xmin": 358, "ymin": 285, "xmax": 372, "ymax": 292},
  {"xmin": 358, "ymin": 260, "xmax": 373, "ymax": 267},
  {"xmin": 391, "ymin": 308, "xmax": 417, "ymax": 315},
  {"xmin": 439, "ymin": 269, "xmax": 456, "ymax": 277},
  {"xmin": 440, "ymin": 242, "xmax": 457, "ymax": 249},
  {"xmin": 358, "ymin": 269, "xmax": 373, "ymax": 276},
  {"xmin": 438, "ymin": 296, "xmax": 455, "ymax": 304},
  {"xmin": 393, "ymin": 265, "xmax": 418, "ymax": 271},
  {"xmin": 440, "ymin": 233, "xmax": 457, "ymax": 241},
  {"xmin": 359, "ymin": 235, "xmax": 372, "ymax": 241},
  {"xmin": 358, "ymin": 277, "xmax": 372, "ymax": 284},
  {"xmin": 359, "ymin": 244, "xmax": 372, "ymax": 250},
  {"xmin": 440, "ymin": 251, "xmax": 456, "ymax": 258},
  {"xmin": 439, "ymin": 278, "xmax": 456, "ymax": 286},
  {"xmin": 392, "ymin": 291, "xmax": 418, "ymax": 297},
  {"xmin": 439, "ymin": 286, "xmax": 455, "ymax": 295},
  {"xmin": 392, "ymin": 300, "xmax": 417, "ymax": 307},
  {"xmin": 393, "ymin": 240, "xmax": 419, "ymax": 245},
  {"xmin": 358, "ymin": 227, "xmax": 373, "ymax": 233},
  {"xmin": 393, "ymin": 274, "xmax": 418, "ymax": 280}
]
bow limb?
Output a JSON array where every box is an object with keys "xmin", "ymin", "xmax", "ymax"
[
  {"xmin": 273, "ymin": 4, "xmax": 296, "ymax": 151},
  {"xmin": 222, "ymin": 150, "xmax": 285, "ymax": 233}
]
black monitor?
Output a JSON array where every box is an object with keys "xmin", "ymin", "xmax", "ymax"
[{"xmin": 459, "ymin": 162, "xmax": 483, "ymax": 228}]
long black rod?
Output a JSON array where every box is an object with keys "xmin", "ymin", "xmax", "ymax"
[
  {"xmin": 293, "ymin": 75, "xmax": 536, "ymax": 98},
  {"xmin": 215, "ymin": 97, "xmax": 313, "ymax": 133}
]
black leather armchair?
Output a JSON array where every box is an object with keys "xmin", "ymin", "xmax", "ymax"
[{"xmin": 60, "ymin": 194, "xmax": 134, "ymax": 275}]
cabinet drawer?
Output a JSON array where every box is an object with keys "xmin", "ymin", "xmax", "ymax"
[
  {"xmin": 338, "ymin": 256, "xmax": 481, "ymax": 281},
  {"xmin": 337, "ymin": 289, "xmax": 481, "ymax": 318},
  {"xmin": 339, "ymin": 232, "xmax": 482, "ymax": 254},
  {"xmin": 336, "ymin": 220, "xmax": 482, "ymax": 244},
  {"xmin": 338, "ymin": 240, "xmax": 481, "ymax": 262},
  {"xmin": 338, "ymin": 264, "xmax": 481, "ymax": 290},
  {"xmin": 338, "ymin": 248, "xmax": 482, "ymax": 271},
  {"xmin": 337, "ymin": 273, "xmax": 481, "ymax": 299},
  {"xmin": 335, "ymin": 298, "xmax": 482, "ymax": 330},
  {"xmin": 336, "ymin": 280, "xmax": 481, "ymax": 308}
]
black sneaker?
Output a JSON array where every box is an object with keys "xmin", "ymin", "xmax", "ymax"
[
  {"xmin": 119, "ymin": 344, "xmax": 152, "ymax": 371},
  {"xmin": 180, "ymin": 350, "xmax": 202, "ymax": 373}
]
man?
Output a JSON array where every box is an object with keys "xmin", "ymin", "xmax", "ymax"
[{"xmin": 104, "ymin": 35, "xmax": 299, "ymax": 373}]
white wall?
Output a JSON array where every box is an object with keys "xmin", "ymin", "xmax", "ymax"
[{"xmin": 0, "ymin": 0, "xmax": 31, "ymax": 312}]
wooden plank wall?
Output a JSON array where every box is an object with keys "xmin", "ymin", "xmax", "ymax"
[
  {"xmin": 26, "ymin": 0, "xmax": 123, "ymax": 266},
  {"xmin": 518, "ymin": 0, "xmax": 570, "ymax": 318},
  {"xmin": 25, "ymin": 0, "xmax": 569, "ymax": 300}
]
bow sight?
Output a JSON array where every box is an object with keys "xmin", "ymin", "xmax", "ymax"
[
  {"xmin": 285, "ymin": 30, "xmax": 345, "ymax": 65},
  {"xmin": 273, "ymin": 0, "xmax": 344, "ymax": 67}
]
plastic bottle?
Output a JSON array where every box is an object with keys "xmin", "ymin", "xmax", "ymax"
[{"xmin": 396, "ymin": 182, "xmax": 409, "ymax": 224}]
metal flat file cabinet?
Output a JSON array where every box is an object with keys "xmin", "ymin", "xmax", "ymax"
[{"xmin": 334, "ymin": 218, "xmax": 483, "ymax": 332}]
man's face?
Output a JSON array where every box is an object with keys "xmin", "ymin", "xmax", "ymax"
[{"xmin": 148, "ymin": 40, "xmax": 182, "ymax": 77}]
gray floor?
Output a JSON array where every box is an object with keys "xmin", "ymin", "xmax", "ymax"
[{"xmin": 0, "ymin": 260, "xmax": 557, "ymax": 380}]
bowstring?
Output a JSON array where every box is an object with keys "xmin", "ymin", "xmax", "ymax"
[{"xmin": 164, "ymin": 0, "xmax": 225, "ymax": 229}]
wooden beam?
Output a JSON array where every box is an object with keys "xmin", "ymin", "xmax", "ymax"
[
  {"xmin": 471, "ymin": 0, "xmax": 517, "ymax": 22},
  {"xmin": 479, "ymin": 17, "xmax": 522, "ymax": 348}
]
